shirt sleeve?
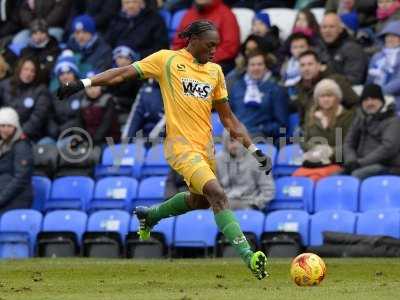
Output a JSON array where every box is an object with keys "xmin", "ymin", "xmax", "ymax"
[
  {"xmin": 213, "ymin": 66, "xmax": 229, "ymax": 103},
  {"xmin": 132, "ymin": 50, "xmax": 166, "ymax": 81}
]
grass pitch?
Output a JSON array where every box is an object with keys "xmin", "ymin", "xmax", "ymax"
[{"xmin": 0, "ymin": 258, "xmax": 399, "ymax": 300}]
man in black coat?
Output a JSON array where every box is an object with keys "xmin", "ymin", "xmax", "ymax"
[
  {"xmin": 105, "ymin": 0, "xmax": 169, "ymax": 58},
  {"xmin": 0, "ymin": 107, "xmax": 33, "ymax": 214},
  {"xmin": 344, "ymin": 84, "xmax": 400, "ymax": 179}
]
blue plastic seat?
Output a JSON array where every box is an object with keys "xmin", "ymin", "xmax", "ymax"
[
  {"xmin": 359, "ymin": 176, "xmax": 400, "ymax": 212},
  {"xmin": 159, "ymin": 9, "xmax": 171, "ymax": 28},
  {"xmin": 95, "ymin": 143, "xmax": 145, "ymax": 179},
  {"xmin": 135, "ymin": 176, "xmax": 166, "ymax": 207},
  {"xmin": 169, "ymin": 9, "xmax": 188, "ymax": 40},
  {"xmin": 356, "ymin": 210, "xmax": 400, "ymax": 238},
  {"xmin": 45, "ymin": 176, "xmax": 94, "ymax": 211},
  {"xmin": 32, "ymin": 176, "xmax": 51, "ymax": 211},
  {"xmin": 141, "ymin": 144, "xmax": 170, "ymax": 177},
  {"xmin": 87, "ymin": 210, "xmax": 131, "ymax": 238},
  {"xmin": 89, "ymin": 177, "xmax": 138, "ymax": 212},
  {"xmin": 174, "ymin": 210, "xmax": 218, "ymax": 248},
  {"xmin": 314, "ymin": 176, "xmax": 360, "ymax": 213},
  {"xmin": 131, "ymin": 216, "xmax": 175, "ymax": 246},
  {"xmin": 0, "ymin": 209, "xmax": 43, "ymax": 258},
  {"xmin": 274, "ymin": 144, "xmax": 304, "ymax": 177},
  {"xmin": 288, "ymin": 113, "xmax": 300, "ymax": 137},
  {"xmin": 234, "ymin": 209, "xmax": 265, "ymax": 239},
  {"xmin": 212, "ymin": 113, "xmax": 224, "ymax": 137},
  {"xmin": 269, "ymin": 176, "xmax": 313, "ymax": 211},
  {"xmin": 264, "ymin": 210, "xmax": 309, "ymax": 246},
  {"xmin": 42, "ymin": 210, "xmax": 88, "ymax": 243},
  {"xmin": 310, "ymin": 210, "xmax": 356, "ymax": 246}
]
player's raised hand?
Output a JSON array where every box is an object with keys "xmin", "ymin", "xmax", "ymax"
[
  {"xmin": 252, "ymin": 149, "xmax": 272, "ymax": 175},
  {"xmin": 57, "ymin": 80, "xmax": 85, "ymax": 100}
]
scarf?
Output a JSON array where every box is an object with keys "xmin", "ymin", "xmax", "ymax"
[
  {"xmin": 377, "ymin": 1, "xmax": 400, "ymax": 20},
  {"xmin": 292, "ymin": 26, "xmax": 314, "ymax": 38},
  {"xmin": 243, "ymin": 71, "xmax": 271, "ymax": 107},
  {"xmin": 369, "ymin": 47, "xmax": 400, "ymax": 85},
  {"xmin": 314, "ymin": 105, "xmax": 343, "ymax": 129},
  {"xmin": 0, "ymin": 127, "xmax": 23, "ymax": 157},
  {"xmin": 284, "ymin": 57, "xmax": 301, "ymax": 87}
]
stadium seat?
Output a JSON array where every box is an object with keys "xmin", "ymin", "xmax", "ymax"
[
  {"xmin": 89, "ymin": 177, "xmax": 138, "ymax": 212},
  {"xmin": 314, "ymin": 176, "xmax": 360, "ymax": 213},
  {"xmin": 262, "ymin": 8, "xmax": 297, "ymax": 40},
  {"xmin": 352, "ymin": 85, "xmax": 363, "ymax": 96},
  {"xmin": 269, "ymin": 176, "xmax": 313, "ymax": 211},
  {"xmin": 310, "ymin": 210, "xmax": 356, "ymax": 246},
  {"xmin": 95, "ymin": 143, "xmax": 145, "ymax": 179},
  {"xmin": 264, "ymin": 210, "xmax": 309, "ymax": 246},
  {"xmin": 159, "ymin": 9, "xmax": 171, "ymax": 28},
  {"xmin": 274, "ymin": 144, "xmax": 304, "ymax": 177},
  {"xmin": 359, "ymin": 176, "xmax": 400, "ymax": 212},
  {"xmin": 84, "ymin": 210, "xmax": 131, "ymax": 258},
  {"xmin": 310, "ymin": 8, "xmax": 325, "ymax": 24},
  {"xmin": 256, "ymin": 143, "xmax": 277, "ymax": 166},
  {"xmin": 0, "ymin": 209, "xmax": 43, "ymax": 258},
  {"xmin": 135, "ymin": 176, "xmax": 166, "ymax": 207},
  {"xmin": 214, "ymin": 143, "xmax": 223, "ymax": 155},
  {"xmin": 356, "ymin": 210, "xmax": 400, "ymax": 239},
  {"xmin": 232, "ymin": 8, "xmax": 255, "ymax": 42},
  {"xmin": 288, "ymin": 113, "xmax": 300, "ymax": 137},
  {"xmin": 32, "ymin": 176, "xmax": 51, "ymax": 211},
  {"xmin": 211, "ymin": 113, "xmax": 224, "ymax": 137},
  {"xmin": 169, "ymin": 9, "xmax": 187, "ymax": 40},
  {"xmin": 141, "ymin": 144, "xmax": 170, "ymax": 177},
  {"xmin": 174, "ymin": 210, "xmax": 218, "ymax": 254},
  {"xmin": 127, "ymin": 216, "xmax": 175, "ymax": 258},
  {"xmin": 45, "ymin": 176, "xmax": 94, "ymax": 211}
]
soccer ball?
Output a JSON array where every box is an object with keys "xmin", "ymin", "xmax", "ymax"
[{"xmin": 290, "ymin": 253, "xmax": 327, "ymax": 286}]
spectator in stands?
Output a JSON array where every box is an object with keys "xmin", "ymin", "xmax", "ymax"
[
  {"xmin": 319, "ymin": 13, "xmax": 368, "ymax": 85},
  {"xmin": 72, "ymin": 0, "xmax": 121, "ymax": 34},
  {"xmin": 367, "ymin": 21, "xmax": 400, "ymax": 108},
  {"xmin": 0, "ymin": 55, "xmax": 11, "ymax": 81},
  {"xmin": 172, "ymin": 0, "xmax": 240, "ymax": 73},
  {"xmin": 376, "ymin": 0, "xmax": 400, "ymax": 33},
  {"xmin": 344, "ymin": 84, "xmax": 400, "ymax": 179},
  {"xmin": 78, "ymin": 71, "xmax": 120, "ymax": 146},
  {"xmin": 281, "ymin": 33, "xmax": 312, "ymax": 89},
  {"xmin": 0, "ymin": 107, "xmax": 33, "ymax": 213},
  {"xmin": 294, "ymin": 50, "xmax": 358, "ymax": 125},
  {"xmin": 0, "ymin": 0, "xmax": 21, "ymax": 41},
  {"xmin": 13, "ymin": 0, "xmax": 72, "ymax": 47},
  {"xmin": 107, "ymin": 46, "xmax": 143, "ymax": 125},
  {"xmin": 67, "ymin": 14, "xmax": 113, "ymax": 73},
  {"xmin": 326, "ymin": 0, "xmax": 377, "ymax": 27},
  {"xmin": 229, "ymin": 51, "xmax": 289, "ymax": 141},
  {"xmin": 251, "ymin": 12, "xmax": 281, "ymax": 54},
  {"xmin": 44, "ymin": 58, "xmax": 82, "ymax": 144},
  {"xmin": 216, "ymin": 130, "xmax": 274, "ymax": 210},
  {"xmin": 164, "ymin": 169, "xmax": 187, "ymax": 200},
  {"xmin": 294, "ymin": 79, "xmax": 354, "ymax": 180},
  {"xmin": 123, "ymin": 79, "xmax": 164, "ymax": 142},
  {"xmin": 292, "ymin": 9, "xmax": 321, "ymax": 42},
  {"xmin": 0, "ymin": 56, "xmax": 50, "ymax": 142},
  {"xmin": 20, "ymin": 19, "xmax": 60, "ymax": 85},
  {"xmin": 105, "ymin": 0, "xmax": 168, "ymax": 59}
]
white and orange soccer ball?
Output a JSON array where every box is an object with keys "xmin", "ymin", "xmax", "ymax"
[{"xmin": 290, "ymin": 253, "xmax": 327, "ymax": 286}]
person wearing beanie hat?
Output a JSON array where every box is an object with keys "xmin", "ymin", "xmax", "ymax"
[
  {"xmin": 343, "ymin": 83, "xmax": 400, "ymax": 179},
  {"xmin": 67, "ymin": 14, "xmax": 112, "ymax": 74},
  {"xmin": 19, "ymin": 19, "xmax": 61, "ymax": 85},
  {"xmin": 251, "ymin": 12, "xmax": 281, "ymax": 54},
  {"xmin": 0, "ymin": 107, "xmax": 34, "ymax": 213},
  {"xmin": 112, "ymin": 46, "xmax": 140, "ymax": 66},
  {"xmin": 367, "ymin": 20, "xmax": 400, "ymax": 109},
  {"xmin": 299, "ymin": 78, "xmax": 354, "ymax": 173}
]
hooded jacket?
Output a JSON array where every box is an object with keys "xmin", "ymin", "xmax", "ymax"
[
  {"xmin": 172, "ymin": 0, "xmax": 240, "ymax": 64},
  {"xmin": 344, "ymin": 101, "xmax": 400, "ymax": 173},
  {"xmin": 216, "ymin": 131, "xmax": 275, "ymax": 209},
  {"xmin": 0, "ymin": 125, "xmax": 33, "ymax": 213}
]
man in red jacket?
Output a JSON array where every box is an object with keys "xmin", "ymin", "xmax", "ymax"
[{"xmin": 172, "ymin": 0, "xmax": 240, "ymax": 73}]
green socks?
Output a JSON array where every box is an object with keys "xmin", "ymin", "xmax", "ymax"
[
  {"xmin": 215, "ymin": 210, "xmax": 253, "ymax": 266},
  {"xmin": 147, "ymin": 192, "xmax": 191, "ymax": 225}
]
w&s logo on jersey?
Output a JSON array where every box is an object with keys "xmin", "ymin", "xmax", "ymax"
[{"xmin": 181, "ymin": 78, "xmax": 213, "ymax": 100}]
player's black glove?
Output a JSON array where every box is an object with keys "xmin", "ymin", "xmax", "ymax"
[
  {"xmin": 252, "ymin": 149, "xmax": 273, "ymax": 175},
  {"xmin": 57, "ymin": 80, "xmax": 84, "ymax": 100}
]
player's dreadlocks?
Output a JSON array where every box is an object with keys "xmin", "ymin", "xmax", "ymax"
[{"xmin": 178, "ymin": 20, "xmax": 217, "ymax": 40}]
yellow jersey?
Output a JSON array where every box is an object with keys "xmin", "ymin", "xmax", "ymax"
[{"xmin": 132, "ymin": 49, "xmax": 228, "ymax": 156}]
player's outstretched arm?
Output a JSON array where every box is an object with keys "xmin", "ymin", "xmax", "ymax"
[
  {"xmin": 215, "ymin": 101, "xmax": 272, "ymax": 175},
  {"xmin": 57, "ymin": 65, "xmax": 138, "ymax": 100}
]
